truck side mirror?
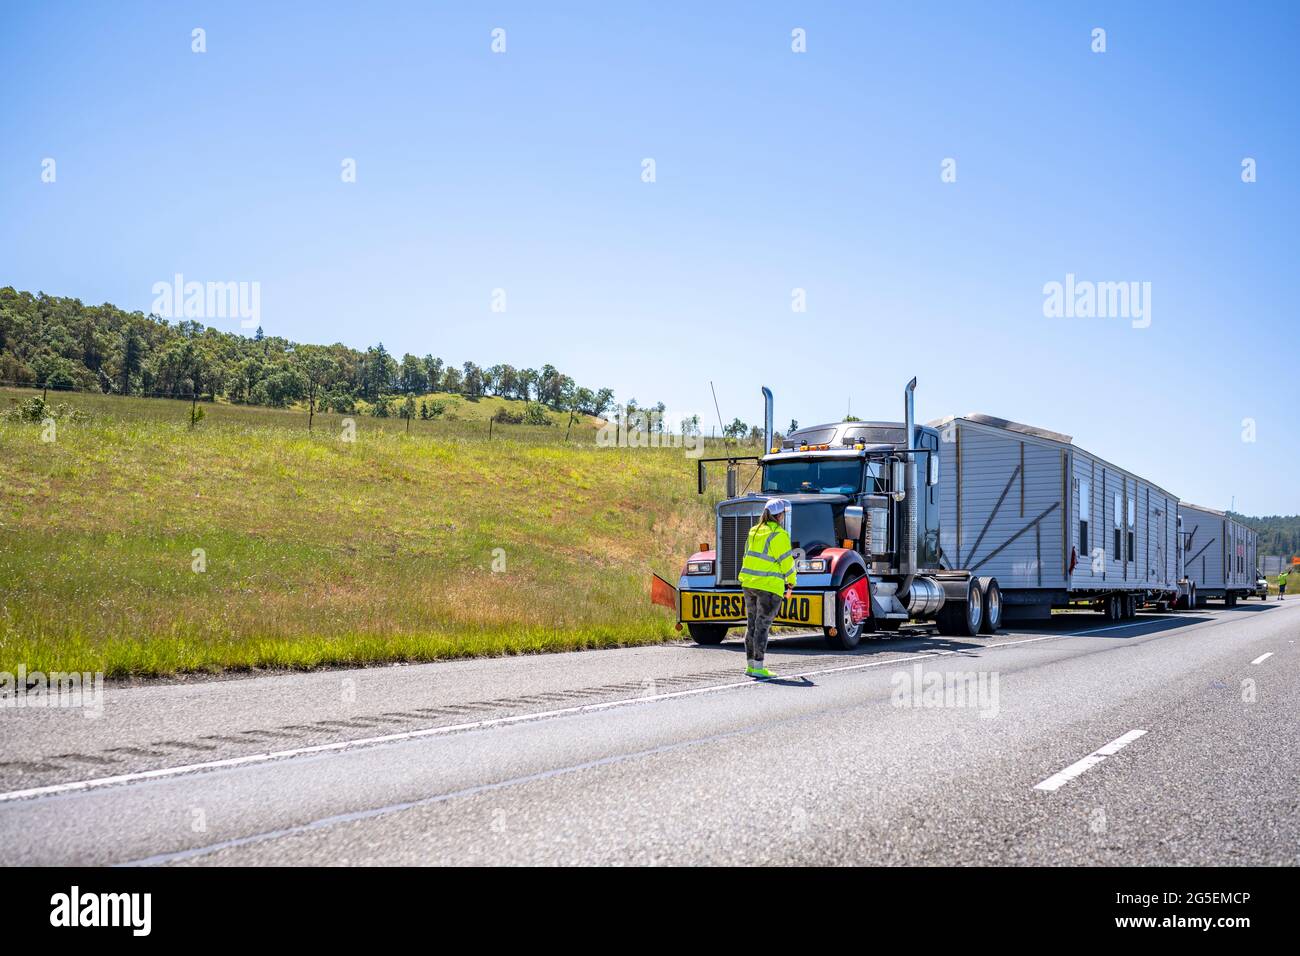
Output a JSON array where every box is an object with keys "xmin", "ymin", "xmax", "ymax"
[{"xmin": 927, "ymin": 452, "xmax": 939, "ymax": 487}]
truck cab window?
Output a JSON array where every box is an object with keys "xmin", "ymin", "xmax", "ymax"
[{"xmin": 763, "ymin": 459, "xmax": 862, "ymax": 495}]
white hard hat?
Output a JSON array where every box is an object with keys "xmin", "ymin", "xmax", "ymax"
[{"xmin": 764, "ymin": 498, "xmax": 788, "ymax": 515}]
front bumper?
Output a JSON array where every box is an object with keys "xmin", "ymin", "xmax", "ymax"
[{"xmin": 677, "ymin": 588, "xmax": 832, "ymax": 628}]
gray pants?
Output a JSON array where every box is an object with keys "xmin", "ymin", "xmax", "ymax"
[{"xmin": 743, "ymin": 588, "xmax": 783, "ymax": 664}]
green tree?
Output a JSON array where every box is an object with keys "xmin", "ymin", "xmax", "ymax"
[{"xmin": 120, "ymin": 325, "xmax": 144, "ymax": 395}]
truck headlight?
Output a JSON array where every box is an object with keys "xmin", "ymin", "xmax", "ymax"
[
  {"xmin": 796, "ymin": 558, "xmax": 828, "ymax": 572},
  {"xmin": 686, "ymin": 560, "xmax": 714, "ymax": 575}
]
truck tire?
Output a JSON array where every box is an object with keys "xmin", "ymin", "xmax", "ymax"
[
  {"xmin": 825, "ymin": 586, "xmax": 867, "ymax": 650},
  {"xmin": 687, "ymin": 623, "xmax": 728, "ymax": 645},
  {"xmin": 977, "ymin": 577, "xmax": 1001, "ymax": 634},
  {"xmin": 937, "ymin": 579, "xmax": 983, "ymax": 637},
  {"xmin": 1225, "ymin": 591, "xmax": 1238, "ymax": 607}
]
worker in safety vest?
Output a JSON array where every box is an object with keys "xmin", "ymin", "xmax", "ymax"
[
  {"xmin": 1280, "ymin": 569, "xmax": 1290, "ymax": 601},
  {"xmin": 738, "ymin": 498, "xmax": 797, "ymax": 678}
]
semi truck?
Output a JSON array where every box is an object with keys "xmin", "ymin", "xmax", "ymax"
[
  {"xmin": 678, "ymin": 379, "xmax": 1002, "ymax": 648},
  {"xmin": 674, "ymin": 377, "xmax": 1221, "ymax": 647}
]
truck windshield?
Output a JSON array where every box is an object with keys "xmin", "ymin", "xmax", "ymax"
[{"xmin": 763, "ymin": 458, "xmax": 861, "ymax": 495}]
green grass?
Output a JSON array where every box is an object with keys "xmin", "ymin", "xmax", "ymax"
[{"xmin": 0, "ymin": 387, "xmax": 753, "ymax": 677}]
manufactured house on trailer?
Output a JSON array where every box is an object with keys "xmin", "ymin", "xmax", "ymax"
[
  {"xmin": 1177, "ymin": 502, "xmax": 1258, "ymax": 605},
  {"xmin": 927, "ymin": 414, "xmax": 1182, "ymax": 621}
]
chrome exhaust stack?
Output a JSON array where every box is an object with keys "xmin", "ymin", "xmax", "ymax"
[
  {"xmin": 899, "ymin": 378, "xmax": 918, "ymax": 591},
  {"xmin": 762, "ymin": 386, "xmax": 774, "ymax": 453}
]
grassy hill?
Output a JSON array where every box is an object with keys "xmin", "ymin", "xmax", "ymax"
[{"xmin": 0, "ymin": 386, "xmax": 750, "ymax": 677}]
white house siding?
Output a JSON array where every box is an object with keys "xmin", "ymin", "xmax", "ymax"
[{"xmin": 933, "ymin": 414, "xmax": 1180, "ymax": 596}]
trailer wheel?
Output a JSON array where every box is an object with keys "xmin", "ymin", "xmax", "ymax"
[
  {"xmin": 977, "ymin": 577, "xmax": 1001, "ymax": 634},
  {"xmin": 687, "ymin": 623, "xmax": 728, "ymax": 645},
  {"xmin": 1225, "ymin": 591, "xmax": 1238, "ymax": 607},
  {"xmin": 937, "ymin": 579, "xmax": 983, "ymax": 637}
]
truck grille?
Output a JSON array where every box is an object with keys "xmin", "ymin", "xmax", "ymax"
[{"xmin": 719, "ymin": 513, "xmax": 758, "ymax": 584}]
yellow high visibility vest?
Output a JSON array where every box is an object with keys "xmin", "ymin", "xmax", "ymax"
[{"xmin": 739, "ymin": 520, "xmax": 797, "ymax": 596}]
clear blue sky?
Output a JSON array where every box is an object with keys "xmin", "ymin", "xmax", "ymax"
[{"xmin": 2, "ymin": 1, "xmax": 1296, "ymax": 513}]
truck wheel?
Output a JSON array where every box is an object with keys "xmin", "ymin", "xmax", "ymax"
[
  {"xmin": 937, "ymin": 579, "xmax": 983, "ymax": 637},
  {"xmin": 1225, "ymin": 592, "xmax": 1238, "ymax": 607},
  {"xmin": 826, "ymin": 583, "xmax": 867, "ymax": 650},
  {"xmin": 687, "ymin": 623, "xmax": 728, "ymax": 645},
  {"xmin": 977, "ymin": 577, "xmax": 1001, "ymax": 634}
]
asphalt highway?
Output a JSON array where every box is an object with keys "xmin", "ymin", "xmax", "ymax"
[{"xmin": 2, "ymin": 599, "xmax": 1296, "ymax": 865}]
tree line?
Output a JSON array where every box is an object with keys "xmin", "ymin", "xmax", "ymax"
[
  {"xmin": 0, "ymin": 287, "xmax": 617, "ymax": 418},
  {"xmin": 1233, "ymin": 513, "xmax": 1300, "ymax": 558}
]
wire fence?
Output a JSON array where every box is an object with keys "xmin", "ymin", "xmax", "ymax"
[{"xmin": 0, "ymin": 380, "xmax": 761, "ymax": 452}]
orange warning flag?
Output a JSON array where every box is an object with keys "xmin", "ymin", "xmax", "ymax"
[{"xmin": 650, "ymin": 573, "xmax": 677, "ymax": 612}]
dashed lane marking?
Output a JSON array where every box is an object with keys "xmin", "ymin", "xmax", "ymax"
[{"xmin": 1034, "ymin": 729, "xmax": 1148, "ymax": 793}]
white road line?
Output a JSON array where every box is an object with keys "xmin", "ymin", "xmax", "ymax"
[
  {"xmin": 1034, "ymin": 729, "xmax": 1147, "ymax": 793},
  {"xmin": 1250, "ymin": 652, "xmax": 1273, "ymax": 665},
  {"xmin": 0, "ymin": 635, "xmax": 1059, "ymax": 805},
  {"xmin": 0, "ymin": 612, "xmax": 1233, "ymax": 806}
]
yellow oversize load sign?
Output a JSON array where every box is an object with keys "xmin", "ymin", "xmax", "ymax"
[{"xmin": 680, "ymin": 591, "xmax": 823, "ymax": 626}]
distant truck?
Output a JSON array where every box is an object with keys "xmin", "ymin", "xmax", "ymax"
[
  {"xmin": 679, "ymin": 379, "xmax": 1002, "ymax": 649},
  {"xmin": 1251, "ymin": 569, "xmax": 1269, "ymax": 600},
  {"xmin": 1176, "ymin": 502, "xmax": 1258, "ymax": 606}
]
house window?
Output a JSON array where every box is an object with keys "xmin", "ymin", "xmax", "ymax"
[
  {"xmin": 1127, "ymin": 497, "xmax": 1135, "ymax": 562},
  {"xmin": 1113, "ymin": 492, "xmax": 1122, "ymax": 561},
  {"xmin": 1079, "ymin": 479, "xmax": 1090, "ymax": 554}
]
